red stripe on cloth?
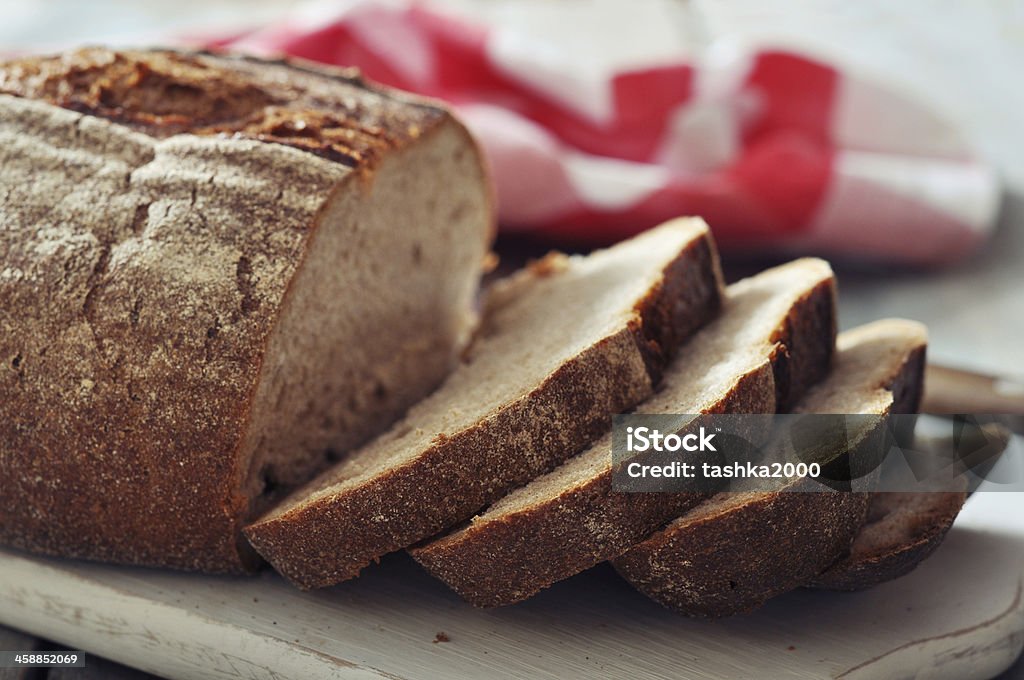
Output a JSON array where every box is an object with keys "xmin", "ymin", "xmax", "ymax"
[
  {"xmin": 405, "ymin": 5, "xmax": 492, "ymax": 96},
  {"xmin": 485, "ymin": 65, "xmax": 694, "ymax": 162},
  {"xmin": 480, "ymin": 63, "xmax": 694, "ymax": 163},
  {"xmin": 725, "ymin": 130, "xmax": 834, "ymax": 237},
  {"xmin": 263, "ymin": 14, "xmax": 412, "ymax": 89},
  {"xmin": 735, "ymin": 51, "xmax": 839, "ymax": 229},
  {"xmin": 412, "ymin": 8, "xmax": 695, "ymax": 162},
  {"xmin": 512, "ymin": 183, "xmax": 775, "ymax": 246},
  {"xmin": 600, "ymin": 66, "xmax": 694, "ymax": 161},
  {"xmin": 511, "ymin": 146, "xmax": 830, "ymax": 246},
  {"xmin": 743, "ymin": 51, "xmax": 837, "ymax": 145}
]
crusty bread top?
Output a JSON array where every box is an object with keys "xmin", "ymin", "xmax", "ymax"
[
  {"xmin": 0, "ymin": 47, "xmax": 446, "ymax": 168},
  {"xmin": 258, "ymin": 218, "xmax": 716, "ymax": 518}
]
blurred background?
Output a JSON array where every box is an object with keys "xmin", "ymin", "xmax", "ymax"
[{"xmin": 2, "ymin": 0, "xmax": 1021, "ymax": 374}]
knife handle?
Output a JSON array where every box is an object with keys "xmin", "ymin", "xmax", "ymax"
[{"xmin": 923, "ymin": 364, "xmax": 1024, "ymax": 417}]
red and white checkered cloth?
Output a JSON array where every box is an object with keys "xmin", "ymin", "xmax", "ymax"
[{"xmin": 202, "ymin": 1, "xmax": 999, "ymax": 265}]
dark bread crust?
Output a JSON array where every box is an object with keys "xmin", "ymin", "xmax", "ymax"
[
  {"xmin": 244, "ymin": 227, "xmax": 724, "ymax": 589},
  {"xmin": 0, "ymin": 49, "xmax": 486, "ymax": 573},
  {"xmin": 627, "ymin": 233, "xmax": 726, "ymax": 381},
  {"xmin": 612, "ymin": 329, "xmax": 926, "ymax": 617},
  {"xmin": 616, "ymin": 491, "xmax": 870, "ymax": 618},
  {"xmin": 769, "ymin": 272, "xmax": 836, "ymax": 413},
  {"xmin": 409, "ymin": 272, "xmax": 836, "ymax": 607},
  {"xmin": 809, "ymin": 485, "xmax": 967, "ymax": 590}
]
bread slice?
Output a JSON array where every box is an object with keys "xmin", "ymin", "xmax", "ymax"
[
  {"xmin": 0, "ymin": 48, "xmax": 493, "ymax": 572},
  {"xmin": 808, "ymin": 416, "xmax": 998, "ymax": 589},
  {"xmin": 244, "ymin": 219, "xmax": 724, "ymax": 588},
  {"xmin": 409, "ymin": 258, "xmax": 837, "ymax": 606},
  {"xmin": 612, "ymin": 319, "xmax": 928, "ymax": 617},
  {"xmin": 809, "ymin": 484, "xmax": 968, "ymax": 590}
]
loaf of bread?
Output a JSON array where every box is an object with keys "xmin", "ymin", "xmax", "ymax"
[
  {"xmin": 0, "ymin": 48, "xmax": 493, "ymax": 572},
  {"xmin": 245, "ymin": 219, "xmax": 724, "ymax": 588},
  {"xmin": 410, "ymin": 258, "xmax": 837, "ymax": 607},
  {"xmin": 612, "ymin": 320, "xmax": 928, "ymax": 617}
]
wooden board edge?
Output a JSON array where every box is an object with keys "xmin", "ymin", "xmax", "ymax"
[
  {"xmin": 838, "ymin": 576, "xmax": 1024, "ymax": 680},
  {"xmin": 0, "ymin": 549, "xmax": 387, "ymax": 680}
]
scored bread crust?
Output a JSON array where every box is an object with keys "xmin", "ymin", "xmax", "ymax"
[
  {"xmin": 0, "ymin": 48, "xmax": 492, "ymax": 572},
  {"xmin": 808, "ymin": 484, "xmax": 968, "ymax": 590},
  {"xmin": 0, "ymin": 48, "xmax": 451, "ymax": 167},
  {"xmin": 409, "ymin": 259, "xmax": 837, "ymax": 607},
  {"xmin": 612, "ymin": 319, "xmax": 928, "ymax": 617},
  {"xmin": 244, "ymin": 220, "xmax": 724, "ymax": 589}
]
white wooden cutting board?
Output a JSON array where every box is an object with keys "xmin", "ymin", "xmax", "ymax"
[{"xmin": 0, "ymin": 488, "xmax": 1021, "ymax": 680}]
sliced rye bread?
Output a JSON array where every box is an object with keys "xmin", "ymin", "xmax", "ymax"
[
  {"xmin": 612, "ymin": 319, "xmax": 928, "ymax": 617},
  {"xmin": 408, "ymin": 258, "xmax": 836, "ymax": 606},
  {"xmin": 245, "ymin": 219, "xmax": 724, "ymax": 588},
  {"xmin": 808, "ymin": 483, "xmax": 968, "ymax": 590}
]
